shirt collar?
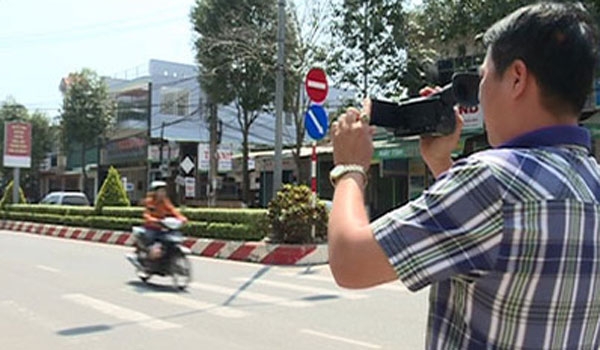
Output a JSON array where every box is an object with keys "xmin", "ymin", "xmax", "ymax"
[{"xmin": 498, "ymin": 125, "xmax": 591, "ymax": 151}]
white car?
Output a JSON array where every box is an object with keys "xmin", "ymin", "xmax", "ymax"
[{"xmin": 40, "ymin": 192, "xmax": 90, "ymax": 206}]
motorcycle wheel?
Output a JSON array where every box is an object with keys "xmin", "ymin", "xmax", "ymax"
[{"xmin": 171, "ymin": 254, "xmax": 191, "ymax": 291}]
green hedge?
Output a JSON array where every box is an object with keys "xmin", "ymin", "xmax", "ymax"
[
  {"xmin": 7, "ymin": 205, "xmax": 266, "ymax": 224},
  {"xmin": 0, "ymin": 210, "xmax": 264, "ymax": 241},
  {"xmin": 98, "ymin": 207, "xmax": 143, "ymax": 218},
  {"xmin": 7, "ymin": 204, "xmax": 96, "ymax": 217},
  {"xmin": 6, "ymin": 204, "xmax": 269, "ymax": 237}
]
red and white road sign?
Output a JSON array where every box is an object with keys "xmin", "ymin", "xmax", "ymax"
[
  {"xmin": 305, "ymin": 68, "xmax": 329, "ymax": 104},
  {"xmin": 4, "ymin": 122, "xmax": 32, "ymax": 168}
]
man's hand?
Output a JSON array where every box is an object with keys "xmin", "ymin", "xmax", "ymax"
[
  {"xmin": 331, "ymin": 105, "xmax": 376, "ymax": 172},
  {"xmin": 418, "ymin": 87, "xmax": 464, "ymax": 178}
]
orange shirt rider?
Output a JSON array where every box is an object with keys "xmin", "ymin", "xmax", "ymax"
[{"xmin": 143, "ymin": 196, "xmax": 187, "ymax": 231}]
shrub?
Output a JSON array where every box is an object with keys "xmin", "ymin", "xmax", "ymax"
[
  {"xmin": 0, "ymin": 180, "xmax": 27, "ymax": 207},
  {"xmin": 267, "ymin": 184, "xmax": 328, "ymax": 244},
  {"xmin": 95, "ymin": 166, "xmax": 130, "ymax": 212}
]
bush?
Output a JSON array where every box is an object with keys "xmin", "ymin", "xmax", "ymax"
[
  {"xmin": 95, "ymin": 166, "xmax": 130, "ymax": 212},
  {"xmin": 0, "ymin": 180, "xmax": 27, "ymax": 207},
  {"xmin": 267, "ymin": 184, "xmax": 328, "ymax": 244}
]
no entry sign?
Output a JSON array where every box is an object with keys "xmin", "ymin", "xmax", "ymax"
[{"xmin": 305, "ymin": 68, "xmax": 329, "ymax": 105}]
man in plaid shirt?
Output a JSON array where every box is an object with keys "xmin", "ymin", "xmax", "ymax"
[{"xmin": 328, "ymin": 3, "xmax": 600, "ymax": 349}]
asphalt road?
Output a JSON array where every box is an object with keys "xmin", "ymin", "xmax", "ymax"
[{"xmin": 0, "ymin": 230, "xmax": 428, "ymax": 350}]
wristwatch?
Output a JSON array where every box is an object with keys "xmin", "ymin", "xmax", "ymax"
[{"xmin": 329, "ymin": 165, "xmax": 368, "ymax": 188}]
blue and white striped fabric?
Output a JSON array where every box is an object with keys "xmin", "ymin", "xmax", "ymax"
[{"xmin": 372, "ymin": 126, "xmax": 600, "ymax": 349}]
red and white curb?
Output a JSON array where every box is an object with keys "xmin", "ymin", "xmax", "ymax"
[{"xmin": 0, "ymin": 220, "xmax": 328, "ymax": 266}]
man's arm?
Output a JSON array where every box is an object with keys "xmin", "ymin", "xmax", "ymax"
[
  {"xmin": 165, "ymin": 200, "xmax": 188, "ymax": 223},
  {"xmin": 328, "ymin": 100, "xmax": 464, "ymax": 289},
  {"xmin": 328, "ymin": 173, "xmax": 397, "ymax": 289},
  {"xmin": 328, "ymin": 106, "xmax": 397, "ymax": 289}
]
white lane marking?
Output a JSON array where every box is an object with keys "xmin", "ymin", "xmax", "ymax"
[
  {"xmin": 36, "ymin": 265, "xmax": 60, "ymax": 273},
  {"xmin": 142, "ymin": 292, "xmax": 247, "ymax": 319},
  {"xmin": 372, "ymin": 283, "xmax": 407, "ymax": 292},
  {"xmin": 189, "ymin": 282, "xmax": 310, "ymax": 308},
  {"xmin": 0, "ymin": 300, "xmax": 55, "ymax": 330},
  {"xmin": 62, "ymin": 293, "xmax": 179, "ymax": 330},
  {"xmin": 279, "ymin": 272, "xmax": 408, "ymax": 292},
  {"xmin": 300, "ymin": 329, "xmax": 382, "ymax": 349},
  {"xmin": 279, "ymin": 272, "xmax": 332, "ymax": 282},
  {"xmin": 231, "ymin": 277, "xmax": 367, "ymax": 300}
]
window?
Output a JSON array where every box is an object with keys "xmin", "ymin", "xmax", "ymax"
[
  {"xmin": 160, "ymin": 87, "xmax": 189, "ymax": 116},
  {"xmin": 62, "ymin": 195, "xmax": 89, "ymax": 206},
  {"xmin": 41, "ymin": 194, "xmax": 59, "ymax": 204}
]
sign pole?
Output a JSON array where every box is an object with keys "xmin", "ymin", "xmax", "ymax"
[
  {"xmin": 303, "ymin": 67, "xmax": 329, "ymax": 242},
  {"xmin": 310, "ymin": 142, "xmax": 317, "ymax": 239},
  {"xmin": 12, "ymin": 168, "xmax": 19, "ymax": 204}
]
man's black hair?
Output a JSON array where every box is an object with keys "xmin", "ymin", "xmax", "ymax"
[{"xmin": 483, "ymin": 2, "xmax": 599, "ymax": 116}]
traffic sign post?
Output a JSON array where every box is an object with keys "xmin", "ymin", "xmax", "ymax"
[
  {"xmin": 304, "ymin": 102, "xmax": 328, "ymax": 241},
  {"xmin": 305, "ymin": 68, "xmax": 329, "ymax": 105}
]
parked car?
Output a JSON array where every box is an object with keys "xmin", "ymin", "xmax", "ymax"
[{"xmin": 39, "ymin": 192, "xmax": 90, "ymax": 206}]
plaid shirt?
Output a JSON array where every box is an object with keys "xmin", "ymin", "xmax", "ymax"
[{"xmin": 372, "ymin": 126, "xmax": 600, "ymax": 349}]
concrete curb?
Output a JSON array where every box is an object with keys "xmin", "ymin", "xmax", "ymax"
[{"xmin": 0, "ymin": 220, "xmax": 328, "ymax": 266}]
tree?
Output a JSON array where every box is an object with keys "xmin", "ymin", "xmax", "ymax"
[
  {"xmin": 59, "ymin": 69, "xmax": 114, "ymax": 199},
  {"xmin": 415, "ymin": 0, "xmax": 600, "ymax": 59},
  {"xmin": 95, "ymin": 166, "xmax": 130, "ymax": 212},
  {"xmin": 329, "ymin": 0, "xmax": 407, "ymax": 98},
  {"xmin": 0, "ymin": 98, "xmax": 54, "ymax": 200},
  {"xmin": 0, "ymin": 180, "xmax": 27, "ymax": 207},
  {"xmin": 191, "ymin": 0, "xmax": 278, "ymax": 204}
]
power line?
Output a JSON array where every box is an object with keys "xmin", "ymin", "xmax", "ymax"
[{"xmin": 0, "ymin": 3, "xmax": 186, "ymax": 42}]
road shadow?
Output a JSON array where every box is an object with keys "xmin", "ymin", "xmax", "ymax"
[
  {"xmin": 301, "ymin": 294, "xmax": 339, "ymax": 302},
  {"xmin": 222, "ymin": 265, "xmax": 271, "ymax": 306},
  {"xmin": 126, "ymin": 280, "xmax": 189, "ymax": 294},
  {"xmin": 298, "ymin": 265, "xmax": 319, "ymax": 275},
  {"xmin": 57, "ymin": 324, "xmax": 112, "ymax": 336}
]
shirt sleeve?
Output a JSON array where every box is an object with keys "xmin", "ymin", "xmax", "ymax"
[{"xmin": 371, "ymin": 157, "xmax": 503, "ymax": 292}]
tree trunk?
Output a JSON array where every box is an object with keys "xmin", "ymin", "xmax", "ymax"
[
  {"xmin": 362, "ymin": 0, "xmax": 370, "ymax": 97},
  {"xmin": 80, "ymin": 146, "xmax": 88, "ymax": 196},
  {"xmin": 208, "ymin": 103, "xmax": 218, "ymax": 207},
  {"xmin": 242, "ymin": 124, "xmax": 250, "ymax": 205}
]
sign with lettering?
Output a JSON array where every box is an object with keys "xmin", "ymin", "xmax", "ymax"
[
  {"xmin": 458, "ymin": 105, "xmax": 484, "ymax": 132},
  {"xmin": 4, "ymin": 122, "xmax": 32, "ymax": 168},
  {"xmin": 197, "ymin": 144, "xmax": 233, "ymax": 173}
]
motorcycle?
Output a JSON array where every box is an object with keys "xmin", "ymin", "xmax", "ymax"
[{"xmin": 126, "ymin": 217, "xmax": 192, "ymax": 290}]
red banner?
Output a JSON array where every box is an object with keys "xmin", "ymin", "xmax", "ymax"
[{"xmin": 4, "ymin": 122, "xmax": 32, "ymax": 168}]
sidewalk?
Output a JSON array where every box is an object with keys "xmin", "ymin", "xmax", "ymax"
[{"xmin": 0, "ymin": 220, "xmax": 328, "ymax": 266}]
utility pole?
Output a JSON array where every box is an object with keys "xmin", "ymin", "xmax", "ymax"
[
  {"xmin": 208, "ymin": 103, "xmax": 218, "ymax": 207},
  {"xmin": 273, "ymin": 0, "xmax": 286, "ymax": 199},
  {"xmin": 159, "ymin": 122, "xmax": 166, "ymax": 180},
  {"xmin": 146, "ymin": 82, "xmax": 152, "ymax": 185}
]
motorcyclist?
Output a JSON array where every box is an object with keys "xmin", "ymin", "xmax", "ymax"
[{"xmin": 142, "ymin": 180, "xmax": 188, "ymax": 259}]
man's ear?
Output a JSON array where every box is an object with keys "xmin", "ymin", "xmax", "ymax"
[{"xmin": 509, "ymin": 59, "xmax": 528, "ymax": 98}]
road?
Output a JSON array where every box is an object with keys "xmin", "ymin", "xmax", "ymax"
[{"xmin": 0, "ymin": 230, "xmax": 428, "ymax": 350}]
